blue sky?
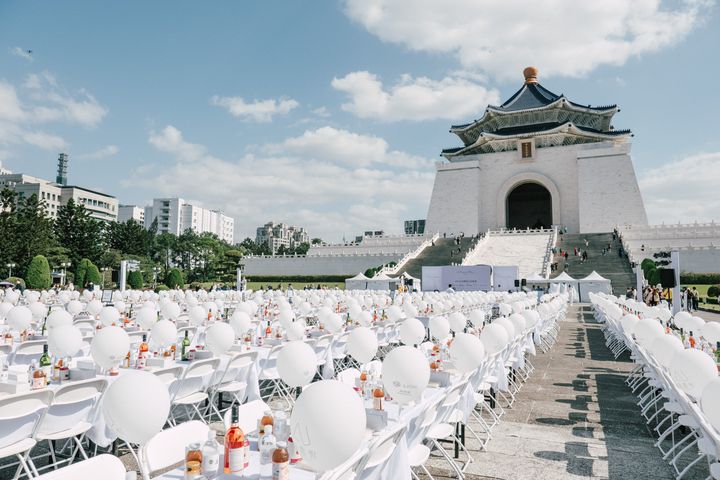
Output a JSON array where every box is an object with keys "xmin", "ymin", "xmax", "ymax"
[{"xmin": 1, "ymin": 0, "xmax": 719, "ymax": 241}]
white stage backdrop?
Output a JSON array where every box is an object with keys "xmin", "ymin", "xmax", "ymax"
[
  {"xmin": 492, "ymin": 266, "xmax": 520, "ymax": 292},
  {"xmin": 422, "ymin": 265, "xmax": 493, "ymax": 292}
]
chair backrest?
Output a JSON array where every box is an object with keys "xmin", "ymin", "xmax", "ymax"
[
  {"xmin": 222, "ymin": 399, "xmax": 271, "ymax": 434},
  {"xmin": 73, "ymin": 319, "xmax": 96, "ymax": 336},
  {"xmin": 260, "ymin": 344, "xmax": 284, "ymax": 373},
  {"xmin": 362, "ymin": 423, "xmax": 407, "ymax": 470},
  {"xmin": 171, "ymin": 357, "xmax": 220, "ymax": 401},
  {"xmin": 36, "ymin": 454, "xmax": 126, "ymax": 480},
  {"xmin": 320, "ymin": 446, "xmax": 371, "ymax": 480},
  {"xmin": 38, "ymin": 378, "xmax": 107, "ymax": 436},
  {"xmin": 210, "ymin": 350, "xmax": 258, "ymax": 388},
  {"xmin": 0, "ymin": 389, "xmax": 54, "ymax": 450},
  {"xmin": 153, "ymin": 366, "xmax": 184, "ymax": 389},
  {"xmin": 127, "ymin": 330, "xmax": 148, "ymax": 346},
  {"xmin": 0, "ymin": 344, "xmax": 11, "ymax": 355},
  {"xmin": 336, "ymin": 368, "xmax": 360, "ymax": 386},
  {"xmin": 12, "ymin": 340, "xmax": 47, "ymax": 365},
  {"xmin": 406, "ymin": 396, "xmax": 443, "ymax": 448},
  {"xmin": 142, "ymin": 420, "xmax": 210, "ymax": 475}
]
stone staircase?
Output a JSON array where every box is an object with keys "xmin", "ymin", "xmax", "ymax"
[
  {"xmin": 398, "ymin": 237, "xmax": 475, "ymax": 279},
  {"xmin": 552, "ymin": 232, "xmax": 635, "ymax": 295}
]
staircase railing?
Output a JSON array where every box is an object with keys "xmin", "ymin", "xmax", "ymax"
[
  {"xmin": 540, "ymin": 227, "xmax": 558, "ymax": 278},
  {"xmin": 378, "ymin": 233, "xmax": 439, "ymax": 276}
]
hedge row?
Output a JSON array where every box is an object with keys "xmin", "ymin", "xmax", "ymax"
[
  {"xmin": 680, "ymin": 273, "xmax": 720, "ymax": 285},
  {"xmin": 245, "ymin": 275, "xmax": 349, "ymax": 283}
]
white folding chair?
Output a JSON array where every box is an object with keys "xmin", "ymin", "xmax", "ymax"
[
  {"xmin": 206, "ymin": 350, "xmax": 258, "ymax": 421},
  {"xmin": 153, "ymin": 365, "xmax": 183, "ymax": 390},
  {"xmin": 318, "ymin": 446, "xmax": 371, "ymax": 480},
  {"xmin": 35, "ymin": 453, "xmax": 125, "ymax": 480},
  {"xmin": 140, "ymin": 420, "xmax": 210, "ymax": 480},
  {"xmin": 10, "ymin": 340, "xmax": 47, "ymax": 366},
  {"xmin": 258, "ymin": 344, "xmax": 293, "ymax": 403},
  {"xmin": 73, "ymin": 319, "xmax": 95, "ymax": 337},
  {"xmin": 0, "ymin": 390, "xmax": 54, "ymax": 479},
  {"xmin": 168, "ymin": 357, "xmax": 220, "ymax": 425},
  {"xmin": 222, "ymin": 399, "xmax": 271, "ymax": 435},
  {"xmin": 336, "ymin": 368, "xmax": 360, "ymax": 387},
  {"xmin": 313, "ymin": 334, "xmax": 334, "ymax": 378},
  {"xmin": 360, "ymin": 423, "xmax": 408, "ymax": 478},
  {"xmin": 32, "ymin": 378, "xmax": 108, "ymax": 471}
]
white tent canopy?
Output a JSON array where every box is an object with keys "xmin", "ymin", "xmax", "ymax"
[
  {"xmin": 577, "ymin": 271, "xmax": 612, "ymax": 301},
  {"xmin": 344, "ymin": 272, "xmax": 370, "ymax": 290}
]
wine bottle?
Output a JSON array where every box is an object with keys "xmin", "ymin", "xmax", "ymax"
[{"xmin": 224, "ymin": 406, "xmax": 245, "ymax": 475}]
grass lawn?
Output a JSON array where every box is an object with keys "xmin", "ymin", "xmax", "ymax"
[
  {"xmin": 682, "ymin": 284, "xmax": 720, "ymax": 311},
  {"xmin": 246, "ymin": 281, "xmax": 345, "ymax": 291}
]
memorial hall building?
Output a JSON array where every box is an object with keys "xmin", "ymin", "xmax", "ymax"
[{"xmin": 425, "ymin": 67, "xmax": 648, "ymax": 235}]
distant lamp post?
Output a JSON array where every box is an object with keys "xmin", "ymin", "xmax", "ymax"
[
  {"xmin": 101, "ymin": 267, "xmax": 111, "ymax": 288},
  {"xmin": 237, "ymin": 261, "xmax": 245, "ymax": 292},
  {"xmin": 60, "ymin": 262, "xmax": 71, "ymax": 286},
  {"xmin": 153, "ymin": 267, "xmax": 162, "ymax": 288},
  {"xmin": 6, "ymin": 263, "xmax": 16, "ymax": 278}
]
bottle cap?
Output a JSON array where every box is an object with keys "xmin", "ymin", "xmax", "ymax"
[{"xmin": 265, "ymin": 425, "xmax": 273, "ymax": 434}]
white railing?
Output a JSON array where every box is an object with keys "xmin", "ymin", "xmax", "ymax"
[
  {"xmin": 540, "ymin": 227, "xmax": 558, "ymax": 278},
  {"xmin": 378, "ymin": 233, "xmax": 439, "ymax": 276},
  {"xmin": 486, "ymin": 227, "xmax": 557, "ymax": 236}
]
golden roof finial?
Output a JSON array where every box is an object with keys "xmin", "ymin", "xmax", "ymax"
[{"xmin": 523, "ymin": 66, "xmax": 538, "ymax": 84}]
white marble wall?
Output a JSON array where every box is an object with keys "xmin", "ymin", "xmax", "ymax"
[
  {"xmin": 243, "ymin": 253, "xmax": 404, "ymax": 276},
  {"xmin": 426, "ymin": 141, "xmax": 648, "ymax": 235}
]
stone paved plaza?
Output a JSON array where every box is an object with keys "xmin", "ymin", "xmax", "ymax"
[{"xmin": 425, "ymin": 304, "xmax": 703, "ymax": 480}]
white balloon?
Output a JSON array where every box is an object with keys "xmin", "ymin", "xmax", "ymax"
[
  {"xmin": 7, "ymin": 306, "xmax": 32, "ymax": 332},
  {"xmin": 448, "ymin": 312, "xmax": 466, "ymax": 332},
  {"xmin": 324, "ymin": 313, "xmax": 343, "ymax": 333},
  {"xmin": 287, "ymin": 321, "xmax": 306, "ymax": 341},
  {"xmin": 508, "ymin": 313, "xmax": 527, "ymax": 337},
  {"xmin": 494, "ymin": 318, "xmax": 517, "ymax": 340},
  {"xmin": 0, "ymin": 302, "xmax": 13, "ymax": 319},
  {"xmin": 469, "ymin": 309, "xmax": 486, "ymax": 328},
  {"xmin": 686, "ymin": 316, "xmax": 706, "ymax": 336},
  {"xmin": 86, "ymin": 299, "xmax": 103, "ymax": 316},
  {"xmin": 631, "ymin": 318, "xmax": 664, "ymax": 347},
  {"xmin": 46, "ymin": 309, "xmax": 73, "ymax": 332},
  {"xmin": 701, "ymin": 378, "xmax": 720, "ymax": 434},
  {"xmin": 162, "ymin": 302, "xmax": 181, "ymax": 320},
  {"xmin": 114, "ymin": 300, "xmax": 127, "ymax": 314},
  {"xmin": 99, "ymin": 306, "xmax": 121, "ymax": 327},
  {"xmin": 151, "ymin": 320, "xmax": 177, "ymax": 348},
  {"xmin": 674, "ymin": 311, "xmax": 693, "ymax": 330},
  {"xmin": 479, "ymin": 323, "xmax": 509, "ymax": 355},
  {"xmin": 429, "ymin": 316, "xmax": 450, "ymax": 340},
  {"xmin": 229, "ymin": 311, "xmax": 252, "ymax": 337},
  {"xmin": 91, "ymin": 327, "xmax": 130, "ymax": 369},
  {"xmin": 277, "ymin": 341, "xmax": 317, "ymax": 388},
  {"xmin": 66, "ymin": 300, "xmax": 83, "ymax": 316},
  {"xmin": 48, "ymin": 325, "xmax": 83, "ymax": 358},
  {"xmin": 648, "ymin": 334, "xmax": 684, "ymax": 368},
  {"xmin": 136, "ymin": 307, "xmax": 157, "ymax": 330},
  {"xmin": 404, "ymin": 304, "xmax": 418, "ymax": 318},
  {"xmin": 205, "ymin": 322, "xmax": 234, "ymax": 356},
  {"xmin": 498, "ymin": 303, "xmax": 512, "ymax": 316},
  {"xmin": 188, "ymin": 306, "xmax": 206, "ymax": 326},
  {"xmin": 29, "ymin": 302, "xmax": 47, "ymax": 320},
  {"xmin": 278, "ymin": 310, "xmax": 295, "ymax": 330},
  {"xmin": 620, "ymin": 314, "xmax": 639, "ymax": 333},
  {"xmin": 399, "ymin": 318, "xmax": 425, "ymax": 346},
  {"xmin": 450, "ymin": 333, "xmax": 486, "ymax": 373},
  {"xmin": 386, "ymin": 306, "xmax": 403, "ymax": 323},
  {"xmin": 701, "ymin": 322, "xmax": 720, "ymax": 345},
  {"xmin": 346, "ymin": 327, "xmax": 378, "ymax": 364},
  {"xmin": 382, "ymin": 346, "xmax": 430, "ymax": 405},
  {"xmin": 669, "ymin": 348, "xmax": 718, "ymax": 399},
  {"xmin": 521, "ymin": 310, "xmax": 539, "ymax": 329},
  {"xmin": 290, "ymin": 380, "xmax": 366, "ymax": 472},
  {"xmin": 102, "ymin": 371, "xmax": 170, "ymax": 444}
]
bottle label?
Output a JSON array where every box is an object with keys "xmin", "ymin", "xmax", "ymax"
[
  {"xmin": 201, "ymin": 454, "xmax": 219, "ymax": 475},
  {"xmin": 272, "ymin": 461, "xmax": 289, "ymax": 480},
  {"xmin": 32, "ymin": 376, "xmax": 45, "ymax": 390},
  {"xmin": 244, "ymin": 439, "xmax": 250, "ymax": 468},
  {"xmin": 228, "ymin": 447, "xmax": 244, "ymax": 474}
]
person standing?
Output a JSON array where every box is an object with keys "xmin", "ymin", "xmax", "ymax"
[{"xmin": 692, "ymin": 287, "xmax": 700, "ymax": 311}]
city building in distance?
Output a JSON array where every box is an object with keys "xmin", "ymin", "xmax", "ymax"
[
  {"xmin": 144, "ymin": 197, "xmax": 234, "ymax": 244},
  {"xmin": 256, "ymin": 222, "xmax": 309, "ymax": 254},
  {"xmin": 0, "ymin": 153, "xmax": 118, "ymax": 222},
  {"xmin": 118, "ymin": 205, "xmax": 145, "ymax": 223},
  {"xmin": 404, "ymin": 219, "xmax": 426, "ymax": 235}
]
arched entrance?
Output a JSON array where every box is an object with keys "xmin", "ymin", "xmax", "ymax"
[{"xmin": 506, "ymin": 182, "xmax": 552, "ymax": 229}]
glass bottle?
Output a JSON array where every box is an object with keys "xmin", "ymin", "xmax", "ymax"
[
  {"xmin": 224, "ymin": 406, "xmax": 245, "ymax": 475},
  {"xmin": 373, "ymin": 386, "xmax": 384, "ymax": 411},
  {"xmin": 39, "ymin": 344, "xmax": 52, "ymax": 383},
  {"xmin": 31, "ymin": 361, "xmax": 45, "ymax": 390},
  {"xmin": 259, "ymin": 409, "xmax": 274, "ymax": 437},
  {"xmin": 259, "ymin": 424, "xmax": 277, "ymax": 479},
  {"xmin": 271, "ymin": 441, "xmax": 289, "ymax": 480},
  {"xmin": 201, "ymin": 430, "xmax": 219, "ymax": 478},
  {"xmin": 185, "ymin": 442, "xmax": 202, "ymax": 479},
  {"xmin": 688, "ymin": 331, "xmax": 696, "ymax": 349},
  {"xmin": 181, "ymin": 330, "xmax": 191, "ymax": 361}
]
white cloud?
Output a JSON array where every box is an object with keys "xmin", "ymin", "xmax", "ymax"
[
  {"xmin": 332, "ymin": 71, "xmax": 500, "ymax": 121},
  {"xmin": 210, "ymin": 95, "xmax": 299, "ymax": 122},
  {"xmin": 311, "ymin": 106, "xmax": 330, "ymax": 118},
  {"xmin": 343, "ymin": 0, "xmax": 711, "ymax": 80},
  {"xmin": 10, "ymin": 47, "xmax": 33, "ymax": 62},
  {"xmin": 639, "ymin": 151, "xmax": 720, "ymax": 223},
  {"xmin": 137, "ymin": 125, "xmax": 434, "ymax": 240},
  {"xmin": 76, "ymin": 145, "xmax": 120, "ymax": 160},
  {"xmin": 0, "ymin": 73, "xmax": 108, "ymax": 152}
]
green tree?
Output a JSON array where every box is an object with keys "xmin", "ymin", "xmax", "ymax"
[
  {"xmin": 45, "ymin": 246, "xmax": 71, "ymax": 271},
  {"xmin": 55, "ymin": 199, "xmax": 104, "ymax": 267},
  {"xmin": 0, "ymin": 189, "xmax": 18, "ymax": 270},
  {"xmin": 75, "ymin": 258, "xmax": 93, "ymax": 288},
  {"xmin": 166, "ymin": 268, "xmax": 184, "ymax": 288},
  {"xmin": 294, "ymin": 242, "xmax": 310, "ymax": 255},
  {"xmin": 86, "ymin": 263, "xmax": 102, "ymax": 286},
  {"xmin": 16, "ymin": 194, "xmax": 55, "ymax": 277},
  {"xmin": 25, "ymin": 255, "xmax": 52, "ymax": 289},
  {"xmin": 311, "ymin": 238, "xmax": 323, "ymax": 245},
  {"xmin": 127, "ymin": 270, "xmax": 144, "ymax": 289},
  {"xmin": 105, "ymin": 219, "xmax": 151, "ymax": 257}
]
